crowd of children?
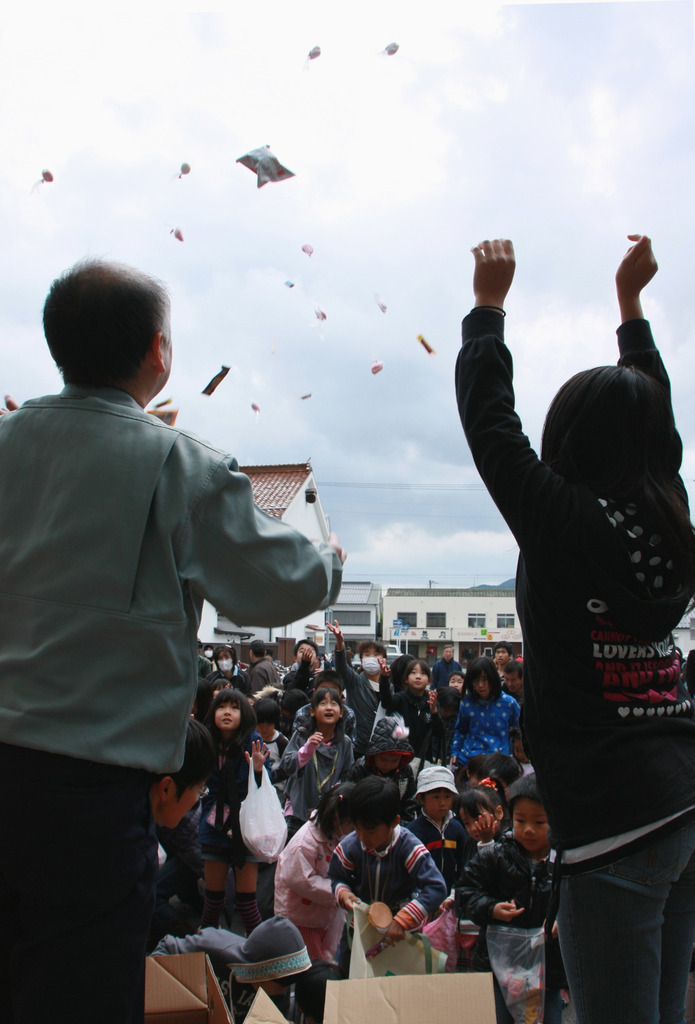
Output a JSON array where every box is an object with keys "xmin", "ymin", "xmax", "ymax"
[{"xmin": 148, "ymin": 634, "xmax": 576, "ymax": 1024}]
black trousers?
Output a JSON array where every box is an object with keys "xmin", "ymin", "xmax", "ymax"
[{"xmin": 0, "ymin": 742, "xmax": 157, "ymax": 1023}]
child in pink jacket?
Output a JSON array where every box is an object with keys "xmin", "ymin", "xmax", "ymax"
[{"xmin": 274, "ymin": 781, "xmax": 354, "ymax": 961}]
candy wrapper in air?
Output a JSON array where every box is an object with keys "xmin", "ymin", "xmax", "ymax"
[
  {"xmin": 202, "ymin": 365, "xmax": 230, "ymax": 396},
  {"xmin": 236, "ymin": 146, "xmax": 295, "ymax": 188}
]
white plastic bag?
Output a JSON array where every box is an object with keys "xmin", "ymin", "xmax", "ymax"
[
  {"xmin": 239, "ymin": 767, "xmax": 287, "ymax": 862},
  {"xmin": 486, "ymin": 925, "xmax": 545, "ymax": 1024}
]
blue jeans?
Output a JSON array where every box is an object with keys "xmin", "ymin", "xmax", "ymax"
[{"xmin": 558, "ymin": 818, "xmax": 695, "ymax": 1024}]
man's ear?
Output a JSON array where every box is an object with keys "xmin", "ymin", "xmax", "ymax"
[
  {"xmin": 150, "ymin": 775, "xmax": 175, "ymax": 815},
  {"xmin": 147, "ymin": 330, "xmax": 168, "ymax": 374}
]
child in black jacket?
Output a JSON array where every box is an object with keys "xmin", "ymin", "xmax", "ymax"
[
  {"xmin": 378, "ymin": 658, "xmax": 445, "ymax": 766},
  {"xmin": 456, "ymin": 774, "xmax": 565, "ymax": 1024}
]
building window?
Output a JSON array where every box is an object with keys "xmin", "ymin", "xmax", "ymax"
[
  {"xmin": 468, "ymin": 613, "xmax": 486, "ymax": 629},
  {"xmin": 397, "ymin": 612, "xmax": 417, "ymax": 628},
  {"xmin": 334, "ymin": 610, "xmax": 371, "ymax": 627},
  {"xmin": 426, "ymin": 612, "xmax": 446, "ymax": 628},
  {"xmin": 497, "ymin": 614, "xmax": 515, "ymax": 628}
]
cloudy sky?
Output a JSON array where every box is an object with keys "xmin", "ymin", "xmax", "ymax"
[{"xmin": 1, "ymin": 0, "xmax": 693, "ymax": 588}]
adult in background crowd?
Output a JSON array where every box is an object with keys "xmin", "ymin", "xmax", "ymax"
[
  {"xmin": 0, "ymin": 257, "xmax": 345, "ymax": 1024},
  {"xmin": 502, "ymin": 659, "xmax": 524, "ymax": 705},
  {"xmin": 431, "ymin": 644, "xmax": 463, "ymax": 690},
  {"xmin": 247, "ymin": 639, "xmax": 280, "ymax": 693}
]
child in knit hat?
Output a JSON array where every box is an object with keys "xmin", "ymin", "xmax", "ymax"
[{"xmin": 348, "ymin": 715, "xmax": 418, "ymax": 823}]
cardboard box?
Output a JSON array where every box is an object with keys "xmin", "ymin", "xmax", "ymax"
[
  {"xmin": 244, "ymin": 972, "xmax": 496, "ymax": 1024},
  {"xmin": 145, "ymin": 953, "xmax": 232, "ymax": 1024}
]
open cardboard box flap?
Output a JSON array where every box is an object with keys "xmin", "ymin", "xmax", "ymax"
[
  {"xmin": 323, "ymin": 973, "xmax": 496, "ymax": 1024},
  {"xmin": 146, "ymin": 953, "xmax": 232, "ymax": 1023},
  {"xmin": 245, "ymin": 972, "xmax": 496, "ymax": 1024}
]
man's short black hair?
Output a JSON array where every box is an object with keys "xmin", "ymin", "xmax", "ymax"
[
  {"xmin": 293, "ymin": 638, "xmax": 319, "ymax": 657},
  {"xmin": 43, "ymin": 258, "xmax": 170, "ymax": 387},
  {"xmin": 249, "ymin": 639, "xmax": 267, "ymax": 656},
  {"xmin": 493, "ymin": 641, "xmax": 514, "ymax": 656},
  {"xmin": 349, "ymin": 776, "xmax": 400, "ymax": 828},
  {"xmin": 152, "ymin": 718, "xmax": 215, "ymax": 798},
  {"xmin": 504, "ymin": 659, "xmax": 524, "ymax": 678}
]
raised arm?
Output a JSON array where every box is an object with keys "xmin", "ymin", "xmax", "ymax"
[
  {"xmin": 615, "ymin": 234, "xmax": 658, "ymax": 324},
  {"xmin": 470, "ymin": 238, "xmax": 516, "ymax": 311}
]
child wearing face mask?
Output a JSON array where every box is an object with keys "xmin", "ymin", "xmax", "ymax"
[
  {"xmin": 326, "ymin": 621, "xmax": 387, "ymax": 758},
  {"xmin": 207, "ymin": 645, "xmax": 250, "ymax": 695},
  {"xmin": 379, "ymin": 659, "xmax": 446, "ymax": 768}
]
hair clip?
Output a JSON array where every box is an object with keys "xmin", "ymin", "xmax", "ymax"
[{"xmin": 479, "ymin": 777, "xmax": 497, "ymax": 791}]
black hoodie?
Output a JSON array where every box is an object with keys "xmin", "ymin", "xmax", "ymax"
[{"xmin": 456, "ymin": 311, "xmax": 695, "ymax": 854}]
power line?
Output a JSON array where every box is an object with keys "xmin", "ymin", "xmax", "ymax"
[{"xmin": 318, "ymin": 481, "xmax": 487, "ymax": 492}]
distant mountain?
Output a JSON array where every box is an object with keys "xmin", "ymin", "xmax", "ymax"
[{"xmin": 477, "ymin": 578, "xmax": 516, "ymax": 589}]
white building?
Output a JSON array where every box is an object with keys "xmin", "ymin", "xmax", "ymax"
[
  {"xmin": 200, "ymin": 462, "xmax": 334, "ymax": 656},
  {"xmin": 330, "ymin": 581, "xmax": 381, "ymax": 652},
  {"xmin": 382, "ymin": 586, "xmax": 521, "ymax": 665}
]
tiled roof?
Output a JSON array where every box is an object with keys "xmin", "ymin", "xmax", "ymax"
[
  {"xmin": 385, "ymin": 587, "xmax": 516, "ymax": 598},
  {"xmin": 239, "ymin": 463, "xmax": 312, "ymax": 518},
  {"xmin": 336, "ymin": 581, "xmax": 377, "ymax": 605}
]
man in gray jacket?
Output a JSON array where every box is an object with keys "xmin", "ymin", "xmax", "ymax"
[{"xmin": 0, "ymin": 258, "xmax": 344, "ymax": 1024}]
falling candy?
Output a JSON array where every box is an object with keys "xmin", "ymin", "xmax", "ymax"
[
  {"xmin": 251, "ymin": 401, "xmax": 261, "ymax": 415},
  {"xmin": 170, "ymin": 227, "xmax": 184, "ymax": 242},
  {"xmin": 301, "ymin": 243, "xmax": 314, "ymax": 258},
  {"xmin": 202, "ymin": 365, "xmax": 230, "ymax": 396},
  {"xmin": 382, "ymin": 42, "xmax": 399, "ymax": 56},
  {"xmin": 148, "ymin": 405, "xmax": 179, "ymax": 426},
  {"xmin": 315, "ymin": 307, "xmax": 327, "ymax": 321},
  {"xmin": 300, "ymin": 393, "xmax": 312, "ymax": 400},
  {"xmin": 417, "ymin": 334, "xmax": 436, "ymax": 355},
  {"xmin": 375, "ymin": 295, "xmax": 387, "ymax": 313},
  {"xmin": 307, "ymin": 46, "xmax": 321, "ymax": 60},
  {"xmin": 31, "ymin": 169, "xmax": 54, "ymax": 193},
  {"xmin": 371, "ymin": 360, "xmax": 384, "ymax": 375},
  {"xmin": 236, "ymin": 145, "xmax": 295, "ymax": 188},
  {"xmin": 179, "ymin": 162, "xmax": 191, "ymax": 177},
  {"xmin": 284, "ymin": 281, "xmax": 295, "ymax": 288}
]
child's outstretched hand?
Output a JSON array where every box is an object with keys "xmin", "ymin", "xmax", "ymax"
[
  {"xmin": 427, "ymin": 689, "xmax": 438, "ymax": 713},
  {"xmin": 471, "ymin": 239, "xmax": 515, "ymax": 310},
  {"xmin": 377, "ymin": 657, "xmax": 391, "ymax": 678},
  {"xmin": 475, "ymin": 810, "xmax": 498, "ymax": 843},
  {"xmin": 492, "ymin": 900, "xmax": 525, "ymax": 922},
  {"xmin": 325, "ymin": 619, "xmax": 344, "ymax": 648},
  {"xmin": 615, "ymin": 234, "xmax": 658, "ymax": 322},
  {"xmin": 387, "ymin": 920, "xmax": 406, "ymax": 945},
  {"xmin": 246, "ymin": 740, "xmax": 270, "ymax": 772},
  {"xmin": 308, "ymin": 731, "xmax": 324, "ymax": 747}
]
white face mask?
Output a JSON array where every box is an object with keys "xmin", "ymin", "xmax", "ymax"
[
  {"xmin": 204, "ymin": 649, "xmax": 213, "ymax": 659},
  {"xmin": 362, "ymin": 656, "xmax": 381, "ymax": 676},
  {"xmin": 217, "ymin": 659, "xmax": 232, "ymax": 672}
]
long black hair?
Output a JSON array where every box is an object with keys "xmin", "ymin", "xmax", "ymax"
[
  {"xmin": 465, "ymin": 656, "xmax": 501, "ymax": 702},
  {"xmin": 541, "ymin": 364, "xmax": 695, "ymax": 593},
  {"xmin": 205, "ymin": 688, "xmax": 256, "ymax": 755}
]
